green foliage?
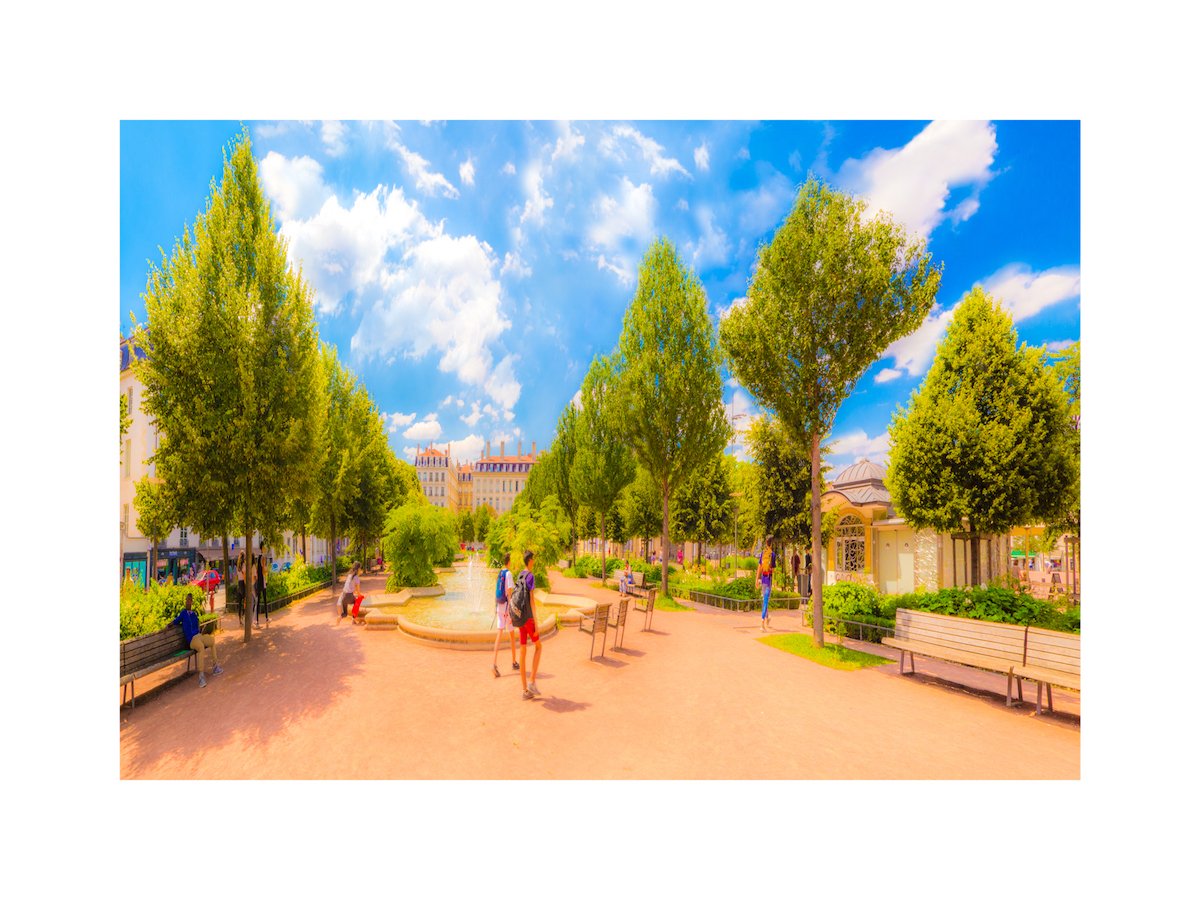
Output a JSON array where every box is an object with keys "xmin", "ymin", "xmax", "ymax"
[
  {"xmin": 822, "ymin": 581, "xmax": 885, "ymax": 620},
  {"xmin": 485, "ymin": 495, "xmax": 573, "ymax": 585},
  {"xmin": 720, "ymin": 177, "xmax": 942, "ymax": 644},
  {"xmin": 669, "ymin": 452, "xmax": 734, "ymax": 551},
  {"xmin": 616, "ymin": 237, "xmax": 733, "ymax": 587},
  {"xmin": 547, "ymin": 404, "xmax": 583, "ymax": 564},
  {"xmin": 132, "ymin": 127, "xmax": 323, "ymax": 644},
  {"xmin": 622, "ymin": 466, "xmax": 664, "ymax": 554},
  {"xmin": 894, "ymin": 585, "xmax": 1080, "ymax": 633},
  {"xmin": 119, "ymin": 391, "xmax": 131, "ymax": 460},
  {"xmin": 759, "ymin": 632, "xmax": 893, "ymax": 670},
  {"xmin": 456, "ymin": 508, "xmax": 475, "ymax": 543},
  {"xmin": 573, "ymin": 554, "xmax": 623, "ymax": 578},
  {"xmin": 132, "ymin": 475, "xmax": 177, "ymax": 548},
  {"xmin": 382, "ymin": 503, "xmax": 458, "ymax": 589},
  {"xmin": 120, "ymin": 581, "xmax": 217, "ymax": 640},
  {"xmin": 887, "ymin": 288, "xmax": 1079, "ymax": 583},
  {"xmin": 562, "ymin": 567, "xmax": 584, "ymax": 578},
  {"xmin": 745, "ymin": 417, "xmax": 835, "ymax": 551},
  {"xmin": 471, "ymin": 505, "xmax": 494, "ymax": 547},
  {"xmin": 264, "ymin": 563, "xmax": 332, "ymax": 601}
]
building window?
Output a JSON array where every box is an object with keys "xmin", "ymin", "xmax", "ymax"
[
  {"xmin": 180, "ymin": 527, "xmax": 188, "ymax": 546},
  {"xmin": 835, "ymin": 515, "xmax": 866, "ymax": 573},
  {"xmin": 124, "ymin": 440, "xmax": 131, "ymax": 478}
]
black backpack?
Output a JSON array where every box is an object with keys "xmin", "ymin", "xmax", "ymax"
[{"xmin": 510, "ymin": 570, "xmax": 531, "ymax": 622}]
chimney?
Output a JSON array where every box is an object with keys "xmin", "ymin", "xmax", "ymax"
[
  {"xmin": 532, "ymin": 441, "xmax": 537, "ymax": 457},
  {"xmin": 518, "ymin": 440, "xmax": 522, "ymax": 458},
  {"xmin": 501, "ymin": 440, "xmax": 506, "ymax": 458},
  {"xmin": 486, "ymin": 441, "xmax": 491, "ymax": 459}
]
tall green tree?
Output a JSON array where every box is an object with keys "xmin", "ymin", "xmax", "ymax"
[
  {"xmin": 548, "ymin": 404, "xmax": 583, "ymax": 567},
  {"xmin": 132, "ymin": 475, "xmax": 176, "ymax": 582},
  {"xmin": 616, "ymin": 237, "xmax": 733, "ymax": 588},
  {"xmin": 1047, "ymin": 340, "xmax": 1081, "ymax": 544},
  {"xmin": 457, "ymin": 508, "xmax": 475, "ymax": 543},
  {"xmin": 471, "ymin": 504, "xmax": 495, "ymax": 549},
  {"xmin": 888, "ymin": 287, "xmax": 1078, "ymax": 585},
  {"xmin": 745, "ymin": 417, "xmax": 837, "ymax": 590},
  {"xmin": 522, "ymin": 452, "xmax": 555, "ymax": 511},
  {"xmin": 622, "ymin": 465, "xmax": 664, "ymax": 561},
  {"xmin": 721, "ymin": 178, "xmax": 941, "ymax": 646},
  {"xmin": 119, "ymin": 392, "xmax": 131, "ymax": 460},
  {"xmin": 669, "ymin": 452, "xmax": 735, "ymax": 562},
  {"xmin": 570, "ymin": 354, "xmax": 637, "ymax": 584},
  {"xmin": 133, "ymin": 128, "xmax": 322, "ymax": 642}
]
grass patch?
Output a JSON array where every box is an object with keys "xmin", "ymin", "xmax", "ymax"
[
  {"xmin": 652, "ymin": 594, "xmax": 692, "ymax": 612},
  {"xmin": 759, "ymin": 632, "xmax": 892, "ymax": 670}
]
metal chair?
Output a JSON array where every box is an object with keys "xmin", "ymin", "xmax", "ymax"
[
  {"xmin": 608, "ymin": 597, "xmax": 629, "ymax": 650},
  {"xmin": 579, "ymin": 602, "xmax": 611, "ymax": 660}
]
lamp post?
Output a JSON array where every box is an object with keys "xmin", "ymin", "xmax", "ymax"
[{"xmin": 730, "ymin": 492, "xmax": 743, "ymax": 580}]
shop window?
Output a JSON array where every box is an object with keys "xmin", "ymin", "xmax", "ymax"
[{"xmin": 835, "ymin": 515, "xmax": 866, "ymax": 573}]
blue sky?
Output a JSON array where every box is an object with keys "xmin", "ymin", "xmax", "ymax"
[{"xmin": 120, "ymin": 120, "xmax": 1080, "ymax": 478}]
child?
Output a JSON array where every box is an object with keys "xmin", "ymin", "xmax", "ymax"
[
  {"xmin": 491, "ymin": 552, "xmax": 519, "ymax": 677},
  {"xmin": 510, "ymin": 550, "xmax": 542, "ymax": 700}
]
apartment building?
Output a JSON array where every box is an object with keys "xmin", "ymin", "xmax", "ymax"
[{"xmin": 474, "ymin": 440, "xmax": 538, "ymax": 514}]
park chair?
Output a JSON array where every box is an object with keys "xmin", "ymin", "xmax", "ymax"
[
  {"xmin": 578, "ymin": 601, "xmax": 611, "ymax": 660},
  {"xmin": 608, "ymin": 597, "xmax": 630, "ymax": 650}
]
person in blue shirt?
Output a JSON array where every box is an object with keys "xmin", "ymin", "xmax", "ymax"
[
  {"xmin": 758, "ymin": 534, "xmax": 777, "ymax": 632},
  {"xmin": 170, "ymin": 594, "xmax": 222, "ymax": 688}
]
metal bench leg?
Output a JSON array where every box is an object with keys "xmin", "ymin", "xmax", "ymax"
[
  {"xmin": 1036, "ymin": 682, "xmax": 1043, "ymax": 715},
  {"xmin": 1006, "ymin": 673, "xmax": 1013, "ymax": 706},
  {"xmin": 1046, "ymin": 684, "xmax": 1053, "ymax": 713},
  {"xmin": 1017, "ymin": 679, "xmax": 1023, "ymax": 702}
]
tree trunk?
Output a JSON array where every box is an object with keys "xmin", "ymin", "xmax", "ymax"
[
  {"xmin": 243, "ymin": 531, "xmax": 253, "ymax": 644},
  {"xmin": 810, "ymin": 432, "xmax": 824, "ymax": 648},
  {"xmin": 221, "ymin": 534, "xmax": 229, "ymax": 611},
  {"xmin": 300, "ymin": 524, "xmax": 307, "ymax": 565},
  {"xmin": 150, "ymin": 528, "xmax": 157, "ymax": 587},
  {"xmin": 600, "ymin": 511, "xmax": 607, "ymax": 585},
  {"xmin": 330, "ymin": 511, "xmax": 338, "ymax": 599},
  {"xmin": 661, "ymin": 476, "xmax": 670, "ymax": 598},
  {"xmin": 969, "ymin": 528, "xmax": 981, "ymax": 587}
]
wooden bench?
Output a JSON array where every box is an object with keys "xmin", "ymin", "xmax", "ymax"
[
  {"xmin": 579, "ymin": 601, "xmax": 612, "ymax": 660},
  {"xmin": 883, "ymin": 609, "xmax": 1029, "ymax": 705},
  {"xmin": 607, "ymin": 597, "xmax": 630, "ymax": 650},
  {"xmin": 1011, "ymin": 625, "xmax": 1081, "ymax": 714},
  {"xmin": 120, "ymin": 618, "xmax": 218, "ymax": 708}
]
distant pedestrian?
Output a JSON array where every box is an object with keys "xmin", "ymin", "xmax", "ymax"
[
  {"xmin": 254, "ymin": 552, "xmax": 266, "ymax": 626},
  {"xmin": 510, "ymin": 550, "xmax": 542, "ymax": 700},
  {"xmin": 236, "ymin": 552, "xmax": 246, "ymax": 621},
  {"xmin": 677, "ymin": 547, "xmax": 683, "ymax": 565},
  {"xmin": 619, "ymin": 560, "xmax": 633, "ymax": 595},
  {"xmin": 792, "ymin": 551, "xmax": 800, "ymax": 589},
  {"xmin": 491, "ymin": 552, "xmax": 519, "ymax": 677},
  {"xmin": 338, "ymin": 561, "xmax": 362, "ymax": 620},
  {"xmin": 758, "ymin": 534, "xmax": 777, "ymax": 631},
  {"xmin": 170, "ymin": 593, "xmax": 222, "ymax": 687}
]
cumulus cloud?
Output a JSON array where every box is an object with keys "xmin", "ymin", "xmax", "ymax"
[
  {"xmin": 736, "ymin": 147, "xmax": 750, "ymax": 161},
  {"xmin": 459, "ymin": 157, "xmax": 475, "ymax": 187},
  {"xmin": 439, "ymin": 394, "xmax": 454, "ymax": 408},
  {"xmin": 404, "ymin": 415, "xmax": 443, "ymax": 441},
  {"xmin": 259, "ymin": 152, "xmax": 334, "ymax": 221},
  {"xmin": 686, "ymin": 206, "xmax": 732, "ymax": 271},
  {"xmin": 716, "ymin": 295, "xmax": 749, "ymax": 320},
  {"xmin": 1043, "ymin": 339, "xmax": 1076, "ymax": 353},
  {"xmin": 826, "ymin": 429, "xmax": 891, "ymax": 482},
  {"xmin": 875, "ymin": 262, "xmax": 1081, "ymax": 381},
  {"xmin": 835, "ymin": 120, "xmax": 998, "ymax": 240},
  {"xmin": 384, "ymin": 411, "xmax": 417, "ymax": 434},
  {"xmin": 321, "ymin": 120, "xmax": 349, "ymax": 157},
  {"xmin": 446, "ymin": 434, "xmax": 485, "ymax": 462},
  {"xmin": 675, "ymin": 198, "xmax": 689, "ymax": 212},
  {"xmin": 551, "ymin": 121, "xmax": 585, "ymax": 163},
  {"xmin": 595, "ymin": 254, "xmax": 635, "ymax": 286},
  {"xmin": 518, "ymin": 161, "xmax": 554, "ymax": 229},
  {"xmin": 694, "ymin": 143, "xmax": 710, "ymax": 172},
  {"xmin": 981, "ymin": 263, "xmax": 1081, "ymax": 322},
  {"xmin": 384, "ymin": 124, "xmax": 459, "ymax": 198},
  {"xmin": 461, "ymin": 401, "xmax": 483, "ymax": 427},
  {"xmin": 501, "ymin": 251, "xmax": 532, "ymax": 280},
  {"xmin": 571, "ymin": 389, "xmax": 583, "ymax": 410},
  {"xmin": 502, "ymin": 162, "xmax": 516, "ymax": 175},
  {"xmin": 788, "ymin": 150, "xmax": 803, "ymax": 172},
  {"xmin": 588, "ymin": 177, "xmax": 656, "ymax": 284},
  {"xmin": 611, "ymin": 125, "xmax": 691, "ymax": 179},
  {"xmin": 483, "ymin": 353, "xmax": 522, "ymax": 410},
  {"xmin": 737, "ymin": 166, "xmax": 794, "ymax": 235}
]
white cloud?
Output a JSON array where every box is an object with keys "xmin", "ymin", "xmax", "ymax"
[
  {"xmin": 694, "ymin": 143, "xmax": 710, "ymax": 172},
  {"xmin": 835, "ymin": 120, "xmax": 998, "ymax": 240},
  {"xmin": 571, "ymin": 389, "xmax": 583, "ymax": 410},
  {"xmin": 736, "ymin": 147, "xmax": 750, "ymax": 161},
  {"xmin": 439, "ymin": 394, "xmax": 454, "ymax": 408},
  {"xmin": 459, "ymin": 157, "xmax": 475, "ymax": 187},
  {"xmin": 446, "ymin": 434, "xmax": 485, "ymax": 462},
  {"xmin": 456, "ymin": 398, "xmax": 464, "ymax": 408},
  {"xmin": 384, "ymin": 124, "xmax": 459, "ymax": 199},
  {"xmin": 788, "ymin": 150, "xmax": 803, "ymax": 172},
  {"xmin": 611, "ymin": 125, "xmax": 691, "ymax": 179},
  {"xmin": 259, "ymin": 152, "xmax": 334, "ymax": 221},
  {"xmin": 875, "ymin": 262, "xmax": 1080, "ymax": 381},
  {"xmin": 501, "ymin": 251, "xmax": 532, "ymax": 280},
  {"xmin": 384, "ymin": 411, "xmax": 417, "ymax": 434},
  {"xmin": 320, "ymin": 120, "xmax": 349, "ymax": 157},
  {"xmin": 254, "ymin": 122, "xmax": 291, "ymax": 139},
  {"xmin": 404, "ymin": 416, "xmax": 443, "ymax": 441},
  {"xmin": 1043, "ymin": 339, "xmax": 1075, "ymax": 353},
  {"xmin": 716, "ymin": 295, "xmax": 749, "ymax": 320},
  {"xmin": 502, "ymin": 162, "xmax": 516, "ymax": 175},
  {"xmin": 483, "ymin": 353, "xmax": 522, "ymax": 410},
  {"xmin": 737, "ymin": 168, "xmax": 794, "ymax": 235},
  {"xmin": 402, "ymin": 446, "xmax": 418, "ymax": 460},
  {"xmin": 725, "ymin": 377, "xmax": 739, "ymax": 389},
  {"xmin": 587, "ymin": 176, "xmax": 656, "ymax": 281},
  {"xmin": 551, "ymin": 121, "xmax": 585, "ymax": 163},
  {"xmin": 461, "ymin": 401, "xmax": 483, "ymax": 428},
  {"xmin": 675, "ymin": 198, "xmax": 689, "ymax": 212},
  {"xmin": 827, "ymin": 429, "xmax": 891, "ymax": 482},
  {"xmin": 686, "ymin": 206, "xmax": 732, "ymax": 271},
  {"xmin": 981, "ymin": 263, "xmax": 1081, "ymax": 322},
  {"xmin": 503, "ymin": 411, "xmax": 515, "ymax": 421},
  {"xmin": 518, "ymin": 161, "xmax": 554, "ymax": 229},
  {"xmin": 595, "ymin": 254, "xmax": 634, "ymax": 286}
]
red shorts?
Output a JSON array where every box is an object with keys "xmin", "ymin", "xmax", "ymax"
[{"xmin": 517, "ymin": 617, "xmax": 539, "ymax": 645}]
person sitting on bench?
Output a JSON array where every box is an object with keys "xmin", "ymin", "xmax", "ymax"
[{"xmin": 169, "ymin": 593, "xmax": 222, "ymax": 688}]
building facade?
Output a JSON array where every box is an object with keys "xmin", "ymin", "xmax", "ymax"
[
  {"xmin": 415, "ymin": 444, "xmax": 453, "ymax": 509},
  {"xmin": 474, "ymin": 440, "xmax": 537, "ymax": 513},
  {"xmin": 120, "ymin": 337, "xmax": 337, "ymax": 587}
]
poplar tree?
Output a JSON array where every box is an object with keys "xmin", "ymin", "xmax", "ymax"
[
  {"xmin": 721, "ymin": 178, "xmax": 941, "ymax": 646},
  {"xmin": 669, "ymin": 452, "xmax": 735, "ymax": 563},
  {"xmin": 133, "ymin": 128, "xmax": 321, "ymax": 643},
  {"xmin": 570, "ymin": 353, "xmax": 636, "ymax": 584},
  {"xmin": 616, "ymin": 237, "xmax": 732, "ymax": 589},
  {"xmin": 887, "ymin": 288, "xmax": 1077, "ymax": 585},
  {"xmin": 548, "ymin": 404, "xmax": 583, "ymax": 567}
]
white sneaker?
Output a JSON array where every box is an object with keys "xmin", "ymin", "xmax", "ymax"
[
  {"xmin": 522, "ymin": 689, "xmax": 535, "ymax": 700},
  {"xmin": 199, "ymin": 674, "xmax": 207, "ymax": 688},
  {"xmin": 529, "ymin": 681, "xmax": 540, "ymax": 695}
]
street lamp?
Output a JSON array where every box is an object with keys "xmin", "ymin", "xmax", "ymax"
[{"xmin": 730, "ymin": 492, "xmax": 743, "ymax": 580}]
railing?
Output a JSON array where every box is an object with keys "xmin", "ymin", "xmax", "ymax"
[
  {"xmin": 230, "ymin": 580, "xmax": 332, "ymax": 617},
  {"xmin": 686, "ymin": 589, "xmax": 804, "ymax": 612}
]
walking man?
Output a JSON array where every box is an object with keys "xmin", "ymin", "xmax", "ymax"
[
  {"xmin": 509, "ymin": 550, "xmax": 542, "ymax": 700},
  {"xmin": 492, "ymin": 552, "xmax": 519, "ymax": 677},
  {"xmin": 169, "ymin": 593, "xmax": 222, "ymax": 687},
  {"xmin": 758, "ymin": 534, "xmax": 777, "ymax": 632}
]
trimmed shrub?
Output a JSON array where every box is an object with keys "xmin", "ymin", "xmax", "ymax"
[
  {"xmin": 119, "ymin": 581, "xmax": 218, "ymax": 640},
  {"xmin": 382, "ymin": 503, "xmax": 459, "ymax": 590}
]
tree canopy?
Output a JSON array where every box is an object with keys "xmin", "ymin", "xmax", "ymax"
[
  {"xmin": 616, "ymin": 237, "xmax": 732, "ymax": 587},
  {"xmin": 720, "ymin": 177, "xmax": 942, "ymax": 645},
  {"xmin": 887, "ymin": 287, "xmax": 1078, "ymax": 584}
]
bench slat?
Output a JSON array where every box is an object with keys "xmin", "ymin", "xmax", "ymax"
[
  {"xmin": 1011, "ymin": 664, "xmax": 1081, "ymax": 690},
  {"xmin": 892, "ymin": 629, "xmax": 1026, "ymax": 661},
  {"xmin": 883, "ymin": 638, "xmax": 1017, "ymax": 674}
]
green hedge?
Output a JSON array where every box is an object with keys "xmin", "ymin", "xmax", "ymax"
[
  {"xmin": 120, "ymin": 581, "xmax": 218, "ymax": 640},
  {"xmin": 383, "ymin": 503, "xmax": 458, "ymax": 589}
]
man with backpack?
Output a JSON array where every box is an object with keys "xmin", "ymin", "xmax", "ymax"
[
  {"xmin": 509, "ymin": 550, "xmax": 542, "ymax": 700},
  {"xmin": 491, "ymin": 552, "xmax": 519, "ymax": 678}
]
